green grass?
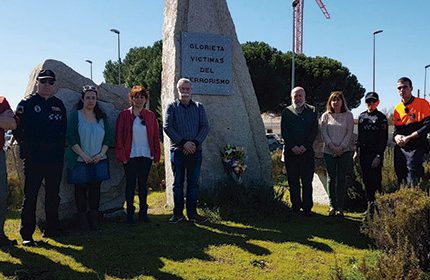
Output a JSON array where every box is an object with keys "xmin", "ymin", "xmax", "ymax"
[{"xmin": 0, "ymin": 191, "xmax": 378, "ymax": 280}]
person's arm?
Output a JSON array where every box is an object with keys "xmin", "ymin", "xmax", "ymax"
[
  {"xmin": 0, "ymin": 109, "xmax": 16, "ymax": 130},
  {"xmin": 115, "ymin": 111, "xmax": 127, "ymax": 163},
  {"xmin": 319, "ymin": 113, "xmax": 332, "ymax": 147},
  {"xmin": 304, "ymin": 107, "xmax": 318, "ymax": 150},
  {"xmin": 377, "ymin": 113, "xmax": 389, "ymax": 156},
  {"xmin": 281, "ymin": 108, "xmax": 295, "ymax": 152},
  {"xmin": 193, "ymin": 104, "xmax": 210, "ymax": 147},
  {"xmin": 151, "ymin": 112, "xmax": 161, "ymax": 163},
  {"xmin": 339, "ymin": 112, "xmax": 354, "ymax": 150},
  {"xmin": 163, "ymin": 103, "xmax": 186, "ymax": 147}
]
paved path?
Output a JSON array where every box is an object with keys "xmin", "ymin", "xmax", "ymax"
[{"xmin": 312, "ymin": 173, "xmax": 330, "ymax": 205}]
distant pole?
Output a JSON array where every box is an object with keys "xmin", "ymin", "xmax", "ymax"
[
  {"xmin": 291, "ymin": 0, "xmax": 299, "ymax": 90},
  {"xmin": 372, "ymin": 29, "xmax": 383, "ymax": 92},
  {"xmin": 425, "ymin": 65, "xmax": 430, "ymax": 99},
  {"xmin": 110, "ymin": 28, "xmax": 121, "ymax": 85},
  {"xmin": 85, "ymin": 60, "xmax": 93, "ymax": 80}
]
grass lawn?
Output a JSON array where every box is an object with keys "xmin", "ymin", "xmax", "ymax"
[{"xmin": 0, "ymin": 191, "xmax": 376, "ymax": 280}]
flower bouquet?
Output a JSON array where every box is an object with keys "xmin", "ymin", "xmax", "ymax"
[{"xmin": 221, "ymin": 145, "xmax": 247, "ymax": 184}]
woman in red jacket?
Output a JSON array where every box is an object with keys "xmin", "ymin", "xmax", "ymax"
[{"xmin": 115, "ymin": 86, "xmax": 161, "ymax": 224}]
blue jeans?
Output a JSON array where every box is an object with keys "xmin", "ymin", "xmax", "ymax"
[
  {"xmin": 394, "ymin": 146, "xmax": 425, "ymax": 186},
  {"xmin": 171, "ymin": 149, "xmax": 202, "ymax": 217}
]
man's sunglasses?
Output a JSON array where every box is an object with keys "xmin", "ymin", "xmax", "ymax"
[
  {"xmin": 365, "ymin": 99, "xmax": 377, "ymax": 104},
  {"xmin": 39, "ymin": 78, "xmax": 55, "ymax": 85}
]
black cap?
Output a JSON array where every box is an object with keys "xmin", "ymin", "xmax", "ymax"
[
  {"xmin": 37, "ymin": 69, "xmax": 56, "ymax": 80},
  {"xmin": 365, "ymin": 92, "xmax": 379, "ymax": 102}
]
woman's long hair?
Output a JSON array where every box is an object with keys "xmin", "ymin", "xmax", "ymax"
[
  {"xmin": 325, "ymin": 91, "xmax": 349, "ymax": 113},
  {"xmin": 76, "ymin": 87, "xmax": 106, "ymax": 121}
]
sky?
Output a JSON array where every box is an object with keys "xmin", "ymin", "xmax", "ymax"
[{"xmin": 1, "ymin": 1, "xmax": 429, "ymax": 117}]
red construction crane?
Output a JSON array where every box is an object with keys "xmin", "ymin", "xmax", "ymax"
[{"xmin": 293, "ymin": 0, "xmax": 330, "ymax": 54}]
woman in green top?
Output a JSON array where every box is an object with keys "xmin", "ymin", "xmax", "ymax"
[{"xmin": 65, "ymin": 85, "xmax": 113, "ymax": 230}]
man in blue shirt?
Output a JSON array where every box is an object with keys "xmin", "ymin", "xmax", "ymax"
[{"xmin": 164, "ymin": 78, "xmax": 209, "ymax": 223}]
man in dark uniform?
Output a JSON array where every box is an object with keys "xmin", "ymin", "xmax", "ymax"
[
  {"xmin": 354, "ymin": 92, "xmax": 388, "ymax": 215},
  {"xmin": 14, "ymin": 69, "xmax": 67, "ymax": 246}
]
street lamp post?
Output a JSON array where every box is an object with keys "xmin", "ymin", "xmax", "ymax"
[
  {"xmin": 372, "ymin": 29, "xmax": 383, "ymax": 92},
  {"xmin": 425, "ymin": 65, "xmax": 430, "ymax": 99},
  {"xmin": 291, "ymin": 0, "xmax": 299, "ymax": 90},
  {"xmin": 110, "ymin": 28, "xmax": 121, "ymax": 85},
  {"xmin": 85, "ymin": 60, "xmax": 93, "ymax": 80}
]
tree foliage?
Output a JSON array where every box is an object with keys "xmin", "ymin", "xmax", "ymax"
[
  {"xmin": 242, "ymin": 41, "xmax": 365, "ymax": 114},
  {"xmin": 103, "ymin": 40, "xmax": 365, "ymax": 117},
  {"xmin": 103, "ymin": 41, "xmax": 162, "ymax": 119}
]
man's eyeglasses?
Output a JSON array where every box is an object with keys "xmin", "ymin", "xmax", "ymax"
[
  {"xmin": 365, "ymin": 99, "xmax": 377, "ymax": 104},
  {"xmin": 39, "ymin": 78, "xmax": 55, "ymax": 85},
  {"xmin": 83, "ymin": 85, "xmax": 97, "ymax": 92}
]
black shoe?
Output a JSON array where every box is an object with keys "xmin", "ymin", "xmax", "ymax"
[
  {"xmin": 139, "ymin": 215, "xmax": 151, "ymax": 223},
  {"xmin": 169, "ymin": 215, "xmax": 184, "ymax": 224},
  {"xmin": 303, "ymin": 210, "xmax": 313, "ymax": 217},
  {"xmin": 22, "ymin": 239, "xmax": 36, "ymax": 247},
  {"xmin": 43, "ymin": 229, "xmax": 68, "ymax": 238},
  {"xmin": 0, "ymin": 235, "xmax": 17, "ymax": 247},
  {"xmin": 188, "ymin": 214, "xmax": 208, "ymax": 223}
]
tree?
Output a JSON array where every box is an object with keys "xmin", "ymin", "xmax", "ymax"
[
  {"xmin": 103, "ymin": 41, "xmax": 163, "ymax": 120},
  {"xmin": 242, "ymin": 41, "xmax": 365, "ymax": 114}
]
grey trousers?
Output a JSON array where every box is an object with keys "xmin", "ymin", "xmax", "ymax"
[{"xmin": 0, "ymin": 150, "xmax": 8, "ymax": 235}]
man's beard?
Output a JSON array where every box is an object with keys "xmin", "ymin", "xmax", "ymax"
[{"xmin": 292, "ymin": 101, "xmax": 305, "ymax": 109}]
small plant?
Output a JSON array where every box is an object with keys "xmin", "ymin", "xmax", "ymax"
[
  {"xmin": 220, "ymin": 145, "xmax": 247, "ymax": 184},
  {"xmin": 358, "ymin": 241, "xmax": 425, "ymax": 280},
  {"xmin": 361, "ymin": 187, "xmax": 430, "ymax": 271}
]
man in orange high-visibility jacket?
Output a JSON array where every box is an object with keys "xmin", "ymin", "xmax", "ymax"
[{"xmin": 393, "ymin": 77, "xmax": 430, "ymax": 185}]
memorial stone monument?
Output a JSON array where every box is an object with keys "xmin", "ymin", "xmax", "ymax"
[{"xmin": 162, "ymin": 0, "xmax": 273, "ymax": 205}]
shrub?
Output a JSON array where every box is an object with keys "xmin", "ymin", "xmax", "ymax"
[
  {"xmin": 361, "ymin": 187, "xmax": 430, "ymax": 271},
  {"xmin": 358, "ymin": 241, "xmax": 425, "ymax": 280}
]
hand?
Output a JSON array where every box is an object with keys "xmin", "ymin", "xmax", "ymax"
[
  {"xmin": 332, "ymin": 146, "xmax": 343, "ymax": 157},
  {"xmin": 298, "ymin": 145, "xmax": 307, "ymax": 154},
  {"xmin": 80, "ymin": 153, "xmax": 93, "ymax": 164},
  {"xmin": 291, "ymin": 146, "xmax": 301, "ymax": 155},
  {"xmin": 395, "ymin": 135, "xmax": 407, "ymax": 147},
  {"xmin": 183, "ymin": 141, "xmax": 196, "ymax": 154},
  {"xmin": 91, "ymin": 153, "xmax": 103, "ymax": 164},
  {"xmin": 371, "ymin": 157, "xmax": 381, "ymax": 168}
]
